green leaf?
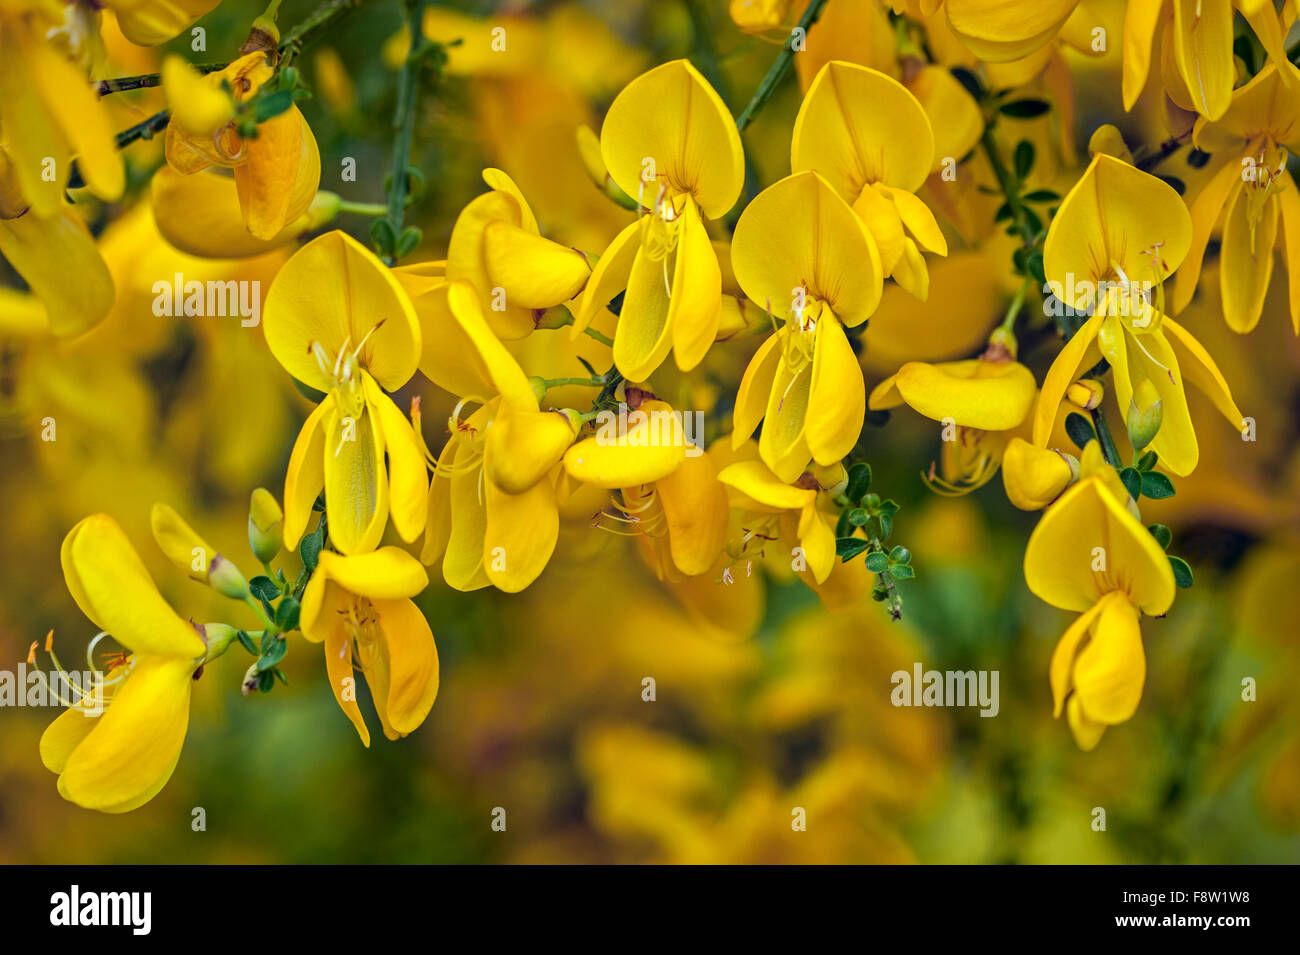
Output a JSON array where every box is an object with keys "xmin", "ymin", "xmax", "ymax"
[
  {"xmin": 999, "ymin": 98, "xmax": 1051, "ymax": 118},
  {"xmin": 275, "ymin": 596, "xmax": 301, "ymax": 632},
  {"xmin": 1141, "ymin": 471, "xmax": 1176, "ymax": 499},
  {"xmin": 1137, "ymin": 450, "xmax": 1158, "ymax": 472},
  {"xmin": 369, "ymin": 218, "xmax": 397, "ymax": 256},
  {"xmin": 1064, "ymin": 412, "xmax": 1095, "ymax": 450},
  {"xmin": 249, "ymin": 575, "xmax": 279, "ymax": 602},
  {"xmin": 300, "ymin": 525, "xmax": 324, "ymax": 572},
  {"xmin": 236, "ymin": 630, "xmax": 258, "ymax": 655},
  {"xmin": 889, "ymin": 545, "xmax": 911, "ymax": 565},
  {"xmin": 836, "ymin": 538, "xmax": 870, "ymax": 561},
  {"xmin": 253, "ymin": 89, "xmax": 294, "ymax": 123},
  {"xmin": 876, "ymin": 512, "xmax": 893, "ymax": 540},
  {"xmin": 258, "ymin": 670, "xmax": 276, "ymax": 693},
  {"xmin": 1119, "ymin": 466, "xmax": 1142, "ymax": 501},
  {"xmin": 950, "ymin": 66, "xmax": 983, "ymax": 100},
  {"xmin": 1022, "ymin": 189, "xmax": 1061, "ymax": 202},
  {"xmin": 1025, "ymin": 250, "xmax": 1046, "ymax": 285},
  {"xmin": 1013, "ymin": 140, "xmax": 1035, "ymax": 180},
  {"xmin": 845, "ymin": 462, "xmax": 872, "ymax": 501},
  {"xmin": 890, "ymin": 563, "xmax": 915, "ymax": 580},
  {"xmin": 395, "ymin": 225, "xmax": 422, "ymax": 259},
  {"xmin": 257, "ymin": 634, "xmax": 288, "ymax": 672},
  {"xmin": 871, "ymin": 586, "xmax": 890, "ymax": 602},
  {"xmin": 273, "ymin": 667, "xmax": 289, "ymax": 685},
  {"xmin": 847, "ymin": 507, "xmax": 869, "ymax": 527},
  {"xmin": 1169, "ymin": 555, "xmax": 1194, "ymax": 588},
  {"xmin": 1147, "ymin": 524, "xmax": 1172, "ymax": 550},
  {"xmin": 864, "ymin": 552, "xmax": 890, "ymax": 573}
]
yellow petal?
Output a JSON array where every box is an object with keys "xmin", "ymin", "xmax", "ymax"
[
  {"xmin": 731, "ymin": 170, "xmax": 882, "ymax": 327},
  {"xmin": 486, "ymin": 406, "xmax": 575, "ymax": 494},
  {"xmin": 1172, "ymin": 160, "xmax": 1242, "ymax": 314},
  {"xmin": 1122, "ymin": 0, "xmax": 1165, "ymax": 110},
  {"xmin": 445, "ymin": 187, "xmax": 542, "ymax": 340},
  {"xmin": 150, "ymin": 502, "xmax": 216, "ymax": 583},
  {"xmin": 1002, "ymin": 437, "xmax": 1073, "ymax": 510},
  {"xmin": 732, "ymin": 332, "xmax": 782, "ymax": 447},
  {"xmin": 907, "ymin": 66, "xmax": 983, "ymax": 174},
  {"xmin": 669, "ymin": 200, "xmax": 723, "ymax": 371},
  {"xmin": 1171, "ymin": 0, "xmax": 1234, "ymax": 120},
  {"xmin": 574, "ymin": 219, "xmax": 640, "ymax": 337},
  {"xmin": 613, "ymin": 242, "xmax": 676, "ymax": 381},
  {"xmin": 563, "ymin": 400, "xmax": 687, "ymax": 488},
  {"xmin": 315, "ymin": 547, "xmax": 428, "ymax": 601},
  {"xmin": 264, "ymin": 230, "xmax": 421, "ymax": 392},
  {"xmin": 364, "ymin": 376, "xmax": 428, "ymax": 543},
  {"xmin": 1072, "ymin": 591, "xmax": 1145, "ymax": 724},
  {"xmin": 797, "ymin": 503, "xmax": 837, "ymax": 584},
  {"xmin": 600, "ymin": 59, "xmax": 744, "ymax": 219},
  {"xmin": 322, "ymin": 606, "xmax": 370, "ymax": 746},
  {"xmin": 57, "ymin": 656, "xmax": 195, "ymax": 813},
  {"xmin": 1024, "ymin": 476, "xmax": 1176, "ymax": 615},
  {"xmin": 61, "ymin": 515, "xmax": 205, "ymax": 660},
  {"xmin": 945, "ymin": 0, "xmax": 1079, "ymax": 62},
  {"xmin": 106, "ymin": 0, "xmax": 221, "ymax": 46},
  {"xmin": 894, "ymin": 359, "xmax": 1037, "ymax": 431},
  {"xmin": 717, "ymin": 460, "xmax": 816, "ymax": 512},
  {"xmin": 323, "ymin": 395, "xmax": 389, "ymax": 555},
  {"xmin": 435, "ymin": 280, "xmax": 538, "ymax": 408},
  {"xmin": 656, "ymin": 452, "xmax": 729, "ymax": 576},
  {"xmin": 805, "ymin": 317, "xmax": 865, "ymax": 465},
  {"xmin": 283, "ymin": 393, "xmax": 333, "ymax": 550},
  {"xmin": 163, "ymin": 55, "xmax": 233, "ymax": 135},
  {"xmin": 1066, "ymin": 694, "xmax": 1108, "ymax": 750},
  {"xmin": 234, "ymin": 107, "xmax": 305, "ymax": 240},
  {"xmin": 484, "ymin": 473, "xmax": 559, "ymax": 592},
  {"xmin": 442, "ymin": 454, "xmax": 492, "ymax": 592},
  {"xmin": 483, "ymin": 220, "xmax": 590, "ymax": 308},
  {"xmin": 1048, "ymin": 594, "xmax": 1109, "ymax": 716},
  {"xmin": 793, "ymin": 62, "xmax": 934, "ymax": 196},
  {"xmin": 1032, "ymin": 313, "xmax": 1104, "ymax": 447},
  {"xmin": 1219, "ymin": 182, "xmax": 1279, "ymax": 333},
  {"xmin": 1279, "ymin": 174, "xmax": 1300, "ymax": 334},
  {"xmin": 371, "ymin": 596, "xmax": 440, "ymax": 736},
  {"xmin": 0, "ymin": 212, "xmax": 114, "ymax": 336}
]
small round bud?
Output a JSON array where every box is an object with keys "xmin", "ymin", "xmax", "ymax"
[
  {"xmin": 209, "ymin": 554, "xmax": 249, "ymax": 600},
  {"xmin": 1126, "ymin": 379, "xmax": 1163, "ymax": 451},
  {"xmin": 248, "ymin": 488, "xmax": 284, "ymax": 563}
]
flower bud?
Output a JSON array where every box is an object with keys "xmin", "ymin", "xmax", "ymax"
[
  {"xmin": 1067, "ymin": 378, "xmax": 1104, "ymax": 411},
  {"xmin": 1002, "ymin": 438, "xmax": 1076, "ymax": 510},
  {"xmin": 200, "ymin": 623, "xmax": 240, "ymax": 661},
  {"xmin": 151, "ymin": 502, "xmax": 217, "ymax": 583},
  {"xmin": 248, "ymin": 488, "xmax": 284, "ymax": 563},
  {"xmin": 209, "ymin": 554, "xmax": 250, "ymax": 600},
  {"xmin": 528, "ymin": 375, "xmax": 549, "ymax": 404},
  {"xmin": 1126, "ymin": 378, "xmax": 1163, "ymax": 451}
]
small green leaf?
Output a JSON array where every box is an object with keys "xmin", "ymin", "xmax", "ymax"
[
  {"xmin": 1137, "ymin": 450, "xmax": 1158, "ymax": 472},
  {"xmin": 865, "ymin": 552, "xmax": 890, "ymax": 574},
  {"xmin": 1169, "ymin": 555, "xmax": 1194, "ymax": 588},
  {"xmin": 1064, "ymin": 412, "xmax": 1096, "ymax": 450},
  {"xmin": 253, "ymin": 89, "xmax": 294, "ymax": 123},
  {"xmin": 1013, "ymin": 140, "xmax": 1035, "ymax": 180},
  {"xmin": 300, "ymin": 526, "xmax": 324, "ymax": 572},
  {"xmin": 847, "ymin": 507, "xmax": 869, "ymax": 527},
  {"xmin": 256, "ymin": 634, "xmax": 288, "ymax": 672},
  {"xmin": 836, "ymin": 538, "xmax": 870, "ymax": 561},
  {"xmin": 1022, "ymin": 189, "xmax": 1060, "ymax": 203},
  {"xmin": 258, "ymin": 670, "xmax": 276, "ymax": 693},
  {"xmin": 876, "ymin": 512, "xmax": 893, "ymax": 540},
  {"xmin": 395, "ymin": 225, "xmax": 422, "ymax": 259},
  {"xmin": 369, "ymin": 218, "xmax": 397, "ymax": 256},
  {"xmin": 275, "ymin": 596, "xmax": 301, "ymax": 632},
  {"xmin": 950, "ymin": 66, "xmax": 983, "ymax": 100},
  {"xmin": 889, "ymin": 545, "xmax": 911, "ymax": 565},
  {"xmin": 871, "ymin": 586, "xmax": 890, "ymax": 602},
  {"xmin": 1141, "ymin": 471, "xmax": 1176, "ymax": 500},
  {"xmin": 890, "ymin": 563, "xmax": 915, "ymax": 580},
  {"xmin": 1147, "ymin": 524, "xmax": 1172, "ymax": 550},
  {"xmin": 999, "ymin": 98, "xmax": 1051, "ymax": 118},
  {"xmin": 845, "ymin": 462, "xmax": 872, "ymax": 501},
  {"xmin": 1119, "ymin": 466, "xmax": 1142, "ymax": 501},
  {"xmin": 249, "ymin": 575, "xmax": 279, "ymax": 602},
  {"xmin": 236, "ymin": 630, "xmax": 258, "ymax": 655},
  {"xmin": 273, "ymin": 667, "xmax": 289, "ymax": 685},
  {"xmin": 1025, "ymin": 251, "xmax": 1046, "ymax": 284}
]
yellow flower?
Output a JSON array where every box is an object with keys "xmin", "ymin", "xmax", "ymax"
[
  {"xmin": 0, "ymin": 147, "xmax": 115, "ymax": 335},
  {"xmin": 900, "ymin": 0, "xmax": 1081, "ymax": 63},
  {"xmin": 300, "ymin": 547, "xmax": 439, "ymax": 747},
  {"xmin": 869, "ymin": 353, "xmax": 1038, "ymax": 495},
  {"xmin": 573, "ymin": 59, "xmax": 744, "ymax": 380},
  {"xmin": 164, "ymin": 51, "xmax": 322, "ymax": 241},
  {"xmin": 792, "ymin": 61, "xmax": 947, "ymax": 300},
  {"xmin": 1121, "ymin": 0, "xmax": 1297, "ymax": 120},
  {"xmin": 563, "ymin": 399, "xmax": 728, "ymax": 579},
  {"xmin": 730, "ymin": 170, "xmax": 882, "ymax": 483},
  {"xmin": 441, "ymin": 168, "xmax": 591, "ymax": 340},
  {"xmin": 0, "ymin": 2, "xmax": 123, "ymax": 215},
  {"xmin": 1035, "ymin": 153, "xmax": 1243, "ymax": 476},
  {"xmin": 1001, "ymin": 438, "xmax": 1076, "ymax": 510},
  {"xmin": 102, "ymin": 0, "xmax": 222, "ymax": 46},
  {"xmin": 717, "ymin": 458, "xmax": 839, "ymax": 586},
  {"xmin": 40, "ymin": 515, "xmax": 207, "ymax": 812},
  {"xmin": 418, "ymin": 280, "xmax": 572, "ymax": 592},
  {"xmin": 264, "ymin": 230, "xmax": 428, "ymax": 555},
  {"xmin": 1174, "ymin": 65, "xmax": 1300, "ymax": 333},
  {"xmin": 1025, "ymin": 474, "xmax": 1176, "ymax": 749}
]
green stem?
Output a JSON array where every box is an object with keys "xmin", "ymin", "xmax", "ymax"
[
  {"xmin": 1091, "ymin": 407, "xmax": 1122, "ymax": 468},
  {"xmin": 337, "ymin": 199, "xmax": 389, "ymax": 217},
  {"xmin": 998, "ymin": 276, "xmax": 1032, "ymax": 335},
  {"xmin": 381, "ymin": 0, "xmax": 429, "ymax": 265},
  {"xmin": 980, "ymin": 125, "xmax": 1036, "ymax": 246},
  {"xmin": 734, "ymin": 0, "xmax": 830, "ymax": 133},
  {"xmin": 542, "ymin": 376, "xmax": 606, "ymax": 390},
  {"xmin": 242, "ymin": 595, "xmax": 278, "ymax": 634}
]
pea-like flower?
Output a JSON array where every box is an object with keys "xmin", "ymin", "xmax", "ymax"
[
  {"xmin": 264, "ymin": 230, "xmax": 429, "ymax": 555},
  {"xmin": 573, "ymin": 59, "xmax": 744, "ymax": 380},
  {"xmin": 730, "ymin": 169, "xmax": 882, "ymax": 483}
]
